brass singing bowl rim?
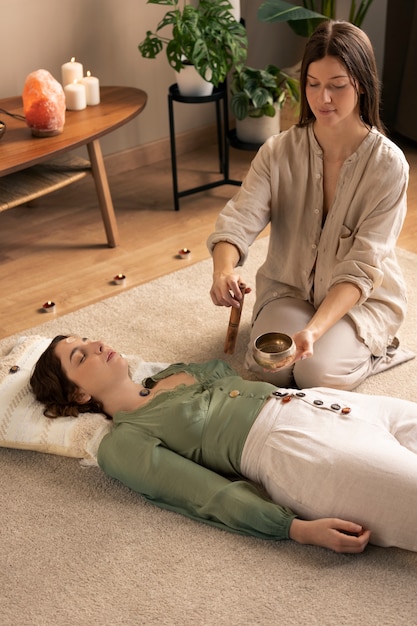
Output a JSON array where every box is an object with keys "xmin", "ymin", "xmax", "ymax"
[{"xmin": 253, "ymin": 332, "xmax": 296, "ymax": 368}]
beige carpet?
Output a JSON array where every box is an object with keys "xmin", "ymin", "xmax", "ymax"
[{"xmin": 2, "ymin": 237, "xmax": 417, "ymax": 625}]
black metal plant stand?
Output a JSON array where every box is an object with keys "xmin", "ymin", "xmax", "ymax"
[{"xmin": 168, "ymin": 83, "xmax": 241, "ymax": 211}]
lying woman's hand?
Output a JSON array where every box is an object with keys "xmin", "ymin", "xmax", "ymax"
[
  {"xmin": 289, "ymin": 518, "xmax": 371, "ymax": 553},
  {"xmin": 210, "ymin": 273, "xmax": 251, "ymax": 308}
]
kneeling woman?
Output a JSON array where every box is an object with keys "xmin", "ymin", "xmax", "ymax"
[{"xmin": 31, "ymin": 335, "xmax": 417, "ymax": 554}]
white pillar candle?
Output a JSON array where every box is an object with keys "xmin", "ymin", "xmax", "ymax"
[
  {"xmin": 64, "ymin": 81, "xmax": 87, "ymax": 110},
  {"xmin": 81, "ymin": 71, "xmax": 100, "ymax": 105},
  {"xmin": 61, "ymin": 57, "xmax": 84, "ymax": 86}
]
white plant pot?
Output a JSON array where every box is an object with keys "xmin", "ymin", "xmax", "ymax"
[
  {"xmin": 175, "ymin": 65, "xmax": 213, "ymax": 97},
  {"xmin": 235, "ymin": 105, "xmax": 281, "ymax": 145}
]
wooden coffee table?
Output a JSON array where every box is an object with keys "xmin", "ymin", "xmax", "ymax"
[{"xmin": 0, "ymin": 86, "xmax": 147, "ymax": 247}]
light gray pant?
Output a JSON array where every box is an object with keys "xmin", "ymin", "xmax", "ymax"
[{"xmin": 245, "ymin": 297, "xmax": 409, "ymax": 390}]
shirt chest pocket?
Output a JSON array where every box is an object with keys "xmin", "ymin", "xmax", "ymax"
[{"xmin": 335, "ymin": 225, "xmax": 354, "ymax": 260}]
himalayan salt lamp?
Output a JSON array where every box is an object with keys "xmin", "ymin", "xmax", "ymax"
[{"xmin": 22, "ymin": 69, "xmax": 66, "ymax": 137}]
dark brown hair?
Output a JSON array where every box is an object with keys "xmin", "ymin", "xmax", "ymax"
[
  {"xmin": 298, "ymin": 20, "xmax": 383, "ymax": 131},
  {"xmin": 30, "ymin": 335, "xmax": 105, "ymax": 418}
]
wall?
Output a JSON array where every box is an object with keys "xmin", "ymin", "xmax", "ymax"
[{"xmin": 0, "ymin": 0, "xmax": 387, "ymax": 159}]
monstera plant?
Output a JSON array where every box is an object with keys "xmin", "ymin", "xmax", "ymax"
[{"xmin": 138, "ymin": 0, "xmax": 248, "ymax": 88}]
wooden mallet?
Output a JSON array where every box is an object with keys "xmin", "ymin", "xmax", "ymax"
[{"xmin": 224, "ymin": 283, "xmax": 246, "ymax": 354}]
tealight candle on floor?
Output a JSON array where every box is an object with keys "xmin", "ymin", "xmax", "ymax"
[
  {"xmin": 64, "ymin": 81, "xmax": 87, "ymax": 110},
  {"xmin": 81, "ymin": 71, "xmax": 100, "ymax": 105},
  {"xmin": 61, "ymin": 57, "xmax": 84, "ymax": 86},
  {"xmin": 113, "ymin": 274, "xmax": 126, "ymax": 286},
  {"xmin": 178, "ymin": 248, "xmax": 191, "ymax": 260},
  {"xmin": 42, "ymin": 301, "xmax": 56, "ymax": 313}
]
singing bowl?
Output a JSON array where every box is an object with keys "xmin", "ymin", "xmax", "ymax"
[{"xmin": 253, "ymin": 332, "xmax": 296, "ymax": 370}]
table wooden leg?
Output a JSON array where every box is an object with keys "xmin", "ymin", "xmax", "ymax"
[{"xmin": 87, "ymin": 139, "xmax": 120, "ymax": 248}]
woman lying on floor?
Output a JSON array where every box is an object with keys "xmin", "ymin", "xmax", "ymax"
[{"xmin": 31, "ymin": 335, "xmax": 417, "ymax": 554}]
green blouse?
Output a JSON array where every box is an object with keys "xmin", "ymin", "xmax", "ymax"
[{"xmin": 97, "ymin": 359, "xmax": 297, "ymax": 540}]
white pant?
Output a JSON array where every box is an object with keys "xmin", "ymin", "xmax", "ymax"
[
  {"xmin": 245, "ymin": 297, "xmax": 414, "ymax": 390},
  {"xmin": 241, "ymin": 387, "xmax": 417, "ymax": 551}
]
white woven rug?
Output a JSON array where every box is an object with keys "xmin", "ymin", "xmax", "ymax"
[{"xmin": 2, "ymin": 237, "xmax": 417, "ymax": 625}]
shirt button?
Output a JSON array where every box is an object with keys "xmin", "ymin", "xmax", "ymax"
[
  {"xmin": 331, "ymin": 403, "xmax": 341, "ymax": 410},
  {"xmin": 229, "ymin": 390, "xmax": 240, "ymax": 398},
  {"xmin": 341, "ymin": 407, "xmax": 351, "ymax": 414},
  {"xmin": 314, "ymin": 209, "xmax": 320, "ymax": 214},
  {"xmin": 313, "ymin": 399, "xmax": 323, "ymax": 406},
  {"xmin": 312, "ymin": 244, "xmax": 317, "ymax": 249},
  {"xmin": 296, "ymin": 392, "xmax": 306, "ymax": 397}
]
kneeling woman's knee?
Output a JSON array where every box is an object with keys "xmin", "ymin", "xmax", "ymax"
[{"xmin": 293, "ymin": 358, "xmax": 358, "ymax": 391}]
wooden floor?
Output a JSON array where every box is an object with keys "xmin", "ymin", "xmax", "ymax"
[{"xmin": 1, "ymin": 137, "xmax": 416, "ymax": 339}]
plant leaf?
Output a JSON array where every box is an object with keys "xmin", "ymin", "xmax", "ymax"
[{"xmin": 258, "ymin": 0, "xmax": 328, "ymax": 37}]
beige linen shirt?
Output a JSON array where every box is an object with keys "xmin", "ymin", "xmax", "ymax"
[{"xmin": 207, "ymin": 124, "xmax": 409, "ymax": 356}]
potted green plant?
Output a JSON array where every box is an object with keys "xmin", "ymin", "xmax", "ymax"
[
  {"xmin": 138, "ymin": 0, "xmax": 248, "ymax": 96},
  {"xmin": 230, "ymin": 64, "xmax": 300, "ymax": 144},
  {"xmin": 257, "ymin": 0, "xmax": 375, "ymax": 38}
]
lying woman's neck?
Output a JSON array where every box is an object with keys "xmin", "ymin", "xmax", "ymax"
[
  {"xmin": 101, "ymin": 380, "xmax": 144, "ymax": 417},
  {"xmin": 101, "ymin": 371, "xmax": 197, "ymax": 417}
]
